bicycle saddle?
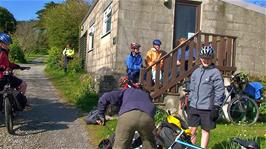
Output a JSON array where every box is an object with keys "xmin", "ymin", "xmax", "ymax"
[{"xmin": 233, "ymin": 138, "xmax": 260, "ymax": 149}]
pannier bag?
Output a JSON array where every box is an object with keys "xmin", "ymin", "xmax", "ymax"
[{"xmin": 244, "ymin": 82, "xmax": 264, "ymax": 100}]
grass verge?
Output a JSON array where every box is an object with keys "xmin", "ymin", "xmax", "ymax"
[
  {"xmin": 45, "ymin": 65, "xmax": 98, "ymax": 112},
  {"xmin": 86, "ymin": 119, "xmax": 266, "ymax": 148}
]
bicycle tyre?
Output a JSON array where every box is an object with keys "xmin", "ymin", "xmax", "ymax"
[
  {"xmin": 4, "ymin": 96, "xmax": 14, "ymax": 134},
  {"xmin": 227, "ymin": 95, "xmax": 259, "ymax": 125}
]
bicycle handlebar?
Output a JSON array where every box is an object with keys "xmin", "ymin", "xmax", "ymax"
[
  {"xmin": 3, "ymin": 66, "xmax": 31, "ymax": 76},
  {"xmin": 19, "ymin": 66, "xmax": 31, "ymax": 70}
]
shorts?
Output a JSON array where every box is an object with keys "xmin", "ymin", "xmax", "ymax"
[
  {"xmin": 187, "ymin": 107, "xmax": 216, "ymax": 130},
  {"xmin": 0, "ymin": 76, "xmax": 22, "ymax": 90}
]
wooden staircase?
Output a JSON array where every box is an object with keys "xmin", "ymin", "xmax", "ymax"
[{"xmin": 140, "ymin": 31, "xmax": 237, "ymax": 102}]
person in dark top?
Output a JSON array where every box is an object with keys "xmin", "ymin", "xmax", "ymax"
[{"xmin": 97, "ymin": 76, "xmax": 156, "ymax": 149}]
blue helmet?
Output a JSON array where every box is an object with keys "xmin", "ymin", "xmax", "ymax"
[
  {"xmin": 153, "ymin": 39, "xmax": 161, "ymax": 46},
  {"xmin": 0, "ymin": 32, "xmax": 12, "ymax": 45}
]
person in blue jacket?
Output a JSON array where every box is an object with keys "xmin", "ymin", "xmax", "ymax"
[
  {"xmin": 176, "ymin": 37, "xmax": 197, "ymax": 71},
  {"xmin": 97, "ymin": 76, "xmax": 156, "ymax": 149},
  {"xmin": 125, "ymin": 43, "xmax": 142, "ymax": 83},
  {"xmin": 188, "ymin": 45, "xmax": 225, "ymax": 149}
]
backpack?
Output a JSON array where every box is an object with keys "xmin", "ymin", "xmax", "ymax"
[
  {"xmin": 98, "ymin": 132, "xmax": 144, "ymax": 149},
  {"xmin": 84, "ymin": 107, "xmax": 100, "ymax": 124},
  {"xmin": 156, "ymin": 115, "xmax": 192, "ymax": 149},
  {"xmin": 98, "ymin": 134, "xmax": 115, "ymax": 149}
]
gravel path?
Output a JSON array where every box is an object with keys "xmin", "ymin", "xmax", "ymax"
[{"xmin": 0, "ymin": 57, "xmax": 92, "ymax": 149}]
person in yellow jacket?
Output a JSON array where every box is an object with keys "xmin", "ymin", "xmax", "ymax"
[
  {"xmin": 62, "ymin": 44, "xmax": 75, "ymax": 73},
  {"xmin": 145, "ymin": 39, "xmax": 166, "ymax": 81}
]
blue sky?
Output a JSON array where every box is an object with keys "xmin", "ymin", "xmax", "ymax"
[
  {"xmin": 0, "ymin": 0, "xmax": 65, "ymax": 21},
  {"xmin": 244, "ymin": 0, "xmax": 266, "ymax": 7},
  {"xmin": 0, "ymin": 0, "xmax": 92, "ymax": 21},
  {"xmin": 0, "ymin": 0, "xmax": 265, "ymax": 21}
]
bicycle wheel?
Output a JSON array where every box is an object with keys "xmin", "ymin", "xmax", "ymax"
[
  {"xmin": 4, "ymin": 96, "xmax": 14, "ymax": 134},
  {"xmin": 227, "ymin": 95, "xmax": 259, "ymax": 125}
]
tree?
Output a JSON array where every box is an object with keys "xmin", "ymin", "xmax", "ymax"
[
  {"xmin": 14, "ymin": 21, "xmax": 48, "ymax": 53},
  {"xmin": 41, "ymin": 0, "xmax": 89, "ymax": 50},
  {"xmin": 35, "ymin": 1, "xmax": 59, "ymax": 30},
  {"xmin": 0, "ymin": 6, "xmax": 16, "ymax": 33}
]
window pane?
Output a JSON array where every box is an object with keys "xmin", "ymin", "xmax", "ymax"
[{"xmin": 106, "ymin": 17, "xmax": 111, "ymax": 32}]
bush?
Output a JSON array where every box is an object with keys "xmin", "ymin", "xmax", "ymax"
[
  {"xmin": 75, "ymin": 74, "xmax": 98, "ymax": 111},
  {"xmin": 47, "ymin": 46, "xmax": 62, "ymax": 69},
  {"xmin": 68, "ymin": 55, "xmax": 84, "ymax": 73},
  {"xmin": 9, "ymin": 42, "xmax": 27, "ymax": 63},
  {"xmin": 154, "ymin": 107, "xmax": 168, "ymax": 125}
]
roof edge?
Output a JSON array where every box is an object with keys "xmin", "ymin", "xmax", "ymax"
[
  {"xmin": 81, "ymin": 0, "xmax": 99, "ymax": 25},
  {"xmin": 221, "ymin": 0, "xmax": 266, "ymax": 15}
]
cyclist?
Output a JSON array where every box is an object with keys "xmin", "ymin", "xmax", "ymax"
[
  {"xmin": 175, "ymin": 37, "xmax": 196, "ymax": 116},
  {"xmin": 0, "ymin": 32, "xmax": 28, "ymax": 95},
  {"xmin": 125, "ymin": 43, "xmax": 142, "ymax": 83},
  {"xmin": 97, "ymin": 76, "xmax": 156, "ymax": 149},
  {"xmin": 145, "ymin": 39, "xmax": 166, "ymax": 81},
  {"xmin": 188, "ymin": 45, "xmax": 224, "ymax": 148}
]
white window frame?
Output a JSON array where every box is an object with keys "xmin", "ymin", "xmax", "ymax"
[
  {"xmin": 102, "ymin": 4, "xmax": 112, "ymax": 37},
  {"xmin": 88, "ymin": 24, "xmax": 95, "ymax": 52}
]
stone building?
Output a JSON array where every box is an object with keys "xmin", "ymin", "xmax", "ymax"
[{"xmin": 79, "ymin": 0, "xmax": 266, "ymax": 77}]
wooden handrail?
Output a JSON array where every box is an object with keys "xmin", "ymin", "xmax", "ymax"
[
  {"xmin": 140, "ymin": 31, "xmax": 237, "ymax": 100},
  {"xmin": 145, "ymin": 31, "xmax": 201, "ymax": 71}
]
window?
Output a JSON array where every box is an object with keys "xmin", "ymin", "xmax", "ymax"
[
  {"xmin": 102, "ymin": 4, "xmax": 112, "ymax": 36},
  {"xmin": 88, "ymin": 24, "xmax": 95, "ymax": 52}
]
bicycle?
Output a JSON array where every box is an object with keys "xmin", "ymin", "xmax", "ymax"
[
  {"xmin": 0, "ymin": 66, "xmax": 30, "ymax": 134},
  {"xmin": 181, "ymin": 73, "xmax": 259, "ymax": 125}
]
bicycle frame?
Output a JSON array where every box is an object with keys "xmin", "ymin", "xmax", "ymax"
[{"xmin": 168, "ymin": 130, "xmax": 203, "ymax": 149}]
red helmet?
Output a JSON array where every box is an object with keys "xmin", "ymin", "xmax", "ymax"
[
  {"xmin": 119, "ymin": 76, "xmax": 141, "ymax": 89},
  {"xmin": 130, "ymin": 43, "xmax": 141, "ymax": 49}
]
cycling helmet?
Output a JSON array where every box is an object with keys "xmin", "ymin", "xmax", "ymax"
[
  {"xmin": 0, "ymin": 32, "xmax": 12, "ymax": 45},
  {"xmin": 119, "ymin": 76, "xmax": 140, "ymax": 89},
  {"xmin": 119, "ymin": 76, "xmax": 129, "ymax": 87},
  {"xmin": 130, "ymin": 43, "xmax": 141, "ymax": 49},
  {"xmin": 153, "ymin": 39, "xmax": 161, "ymax": 46},
  {"xmin": 200, "ymin": 45, "xmax": 214, "ymax": 58}
]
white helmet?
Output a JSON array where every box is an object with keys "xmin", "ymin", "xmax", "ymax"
[{"xmin": 200, "ymin": 45, "xmax": 214, "ymax": 58}]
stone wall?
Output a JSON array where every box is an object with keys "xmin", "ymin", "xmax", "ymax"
[
  {"xmin": 201, "ymin": 0, "xmax": 266, "ymax": 75},
  {"xmin": 80, "ymin": 0, "xmax": 121, "ymax": 93},
  {"xmin": 80, "ymin": 0, "xmax": 119, "ymax": 74},
  {"xmin": 115, "ymin": 0, "xmax": 175, "ymax": 72}
]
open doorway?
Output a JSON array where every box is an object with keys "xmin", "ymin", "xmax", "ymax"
[{"xmin": 173, "ymin": 0, "xmax": 201, "ymax": 47}]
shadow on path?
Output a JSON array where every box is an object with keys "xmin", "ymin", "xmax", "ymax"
[{"xmin": 0, "ymin": 97, "xmax": 82, "ymax": 136}]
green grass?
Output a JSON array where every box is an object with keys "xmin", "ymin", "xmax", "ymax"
[
  {"xmin": 86, "ymin": 117, "xmax": 266, "ymax": 148},
  {"xmin": 86, "ymin": 120, "xmax": 117, "ymax": 147},
  {"xmin": 45, "ymin": 65, "xmax": 98, "ymax": 112},
  {"xmin": 209, "ymin": 123, "xmax": 266, "ymax": 148},
  {"xmin": 45, "ymin": 67, "xmax": 266, "ymax": 148}
]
